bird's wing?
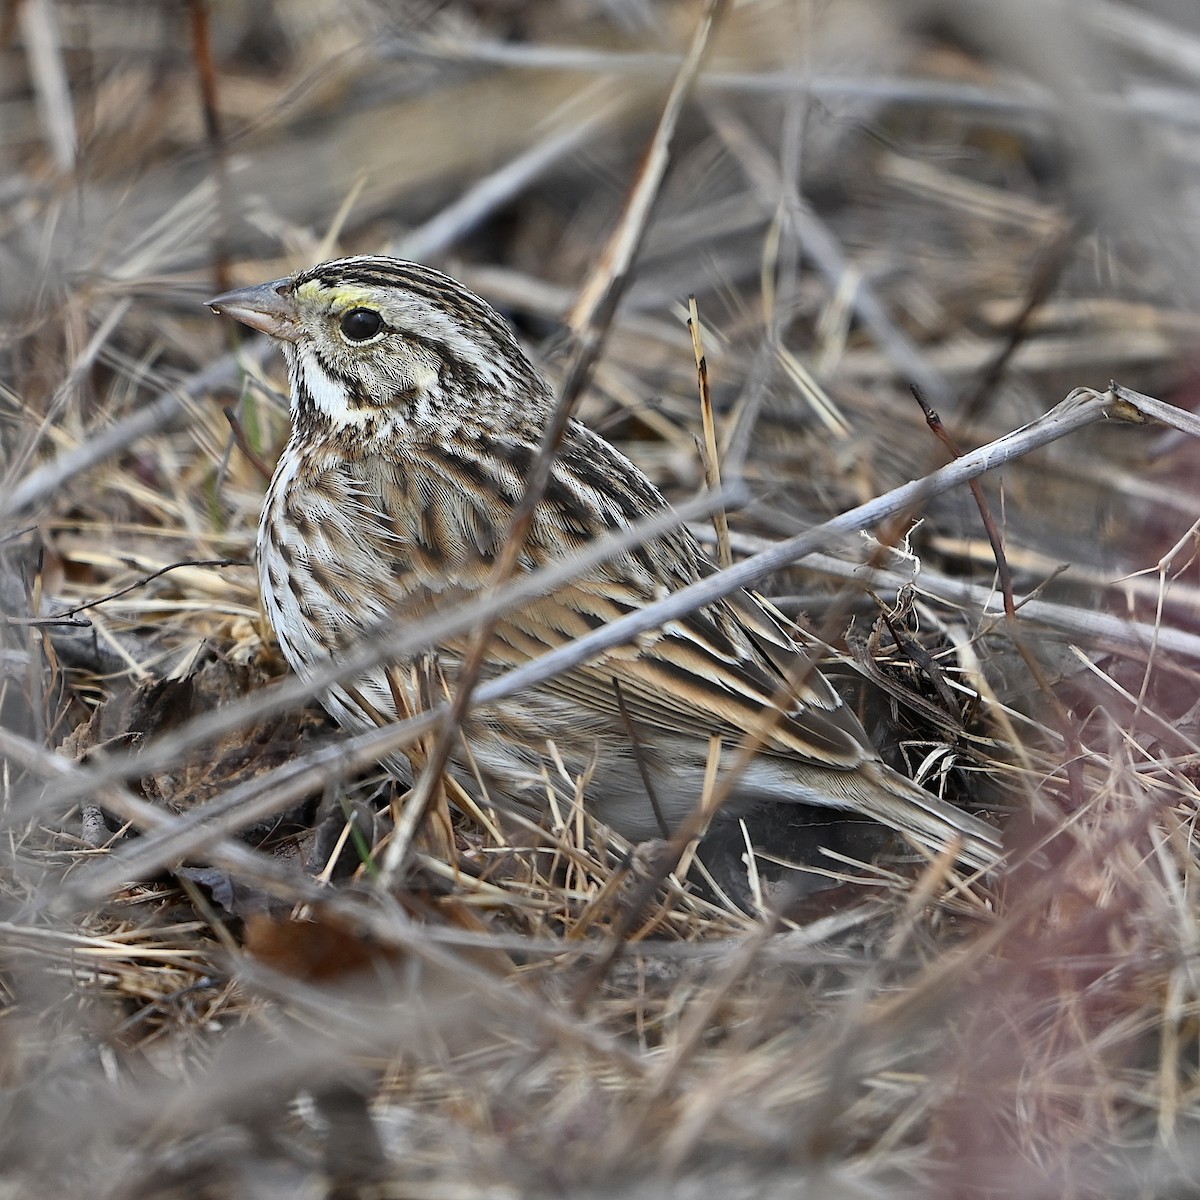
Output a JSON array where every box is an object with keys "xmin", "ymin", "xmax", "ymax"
[
  {"xmin": 464, "ymin": 571, "xmax": 878, "ymax": 772},
  {"xmin": 357, "ymin": 439, "xmax": 879, "ymax": 772}
]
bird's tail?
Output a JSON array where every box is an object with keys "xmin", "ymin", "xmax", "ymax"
[{"xmin": 833, "ymin": 759, "xmax": 1004, "ymax": 872}]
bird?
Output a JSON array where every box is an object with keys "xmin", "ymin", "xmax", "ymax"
[{"xmin": 208, "ymin": 255, "xmax": 1002, "ymax": 887}]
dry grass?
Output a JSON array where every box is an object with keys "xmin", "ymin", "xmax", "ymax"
[{"xmin": 4, "ymin": 1, "xmax": 1200, "ymax": 1196}]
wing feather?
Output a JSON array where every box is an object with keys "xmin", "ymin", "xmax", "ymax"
[
  {"xmin": 447, "ymin": 580, "xmax": 875, "ymax": 770},
  {"xmin": 350, "ymin": 436, "xmax": 888, "ymax": 772}
]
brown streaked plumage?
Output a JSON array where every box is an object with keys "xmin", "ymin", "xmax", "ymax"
[{"xmin": 209, "ymin": 256, "xmax": 1003, "ymax": 877}]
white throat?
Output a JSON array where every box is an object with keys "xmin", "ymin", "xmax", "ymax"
[{"xmin": 288, "ymin": 344, "xmax": 379, "ymax": 429}]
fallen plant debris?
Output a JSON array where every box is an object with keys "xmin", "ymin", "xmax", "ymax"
[{"xmin": 4, "ymin": 2, "xmax": 1200, "ymax": 1198}]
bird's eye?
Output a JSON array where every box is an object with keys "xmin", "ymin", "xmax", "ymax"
[{"xmin": 339, "ymin": 307, "xmax": 384, "ymax": 342}]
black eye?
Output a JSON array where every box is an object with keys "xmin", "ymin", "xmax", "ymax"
[{"xmin": 340, "ymin": 307, "xmax": 384, "ymax": 342}]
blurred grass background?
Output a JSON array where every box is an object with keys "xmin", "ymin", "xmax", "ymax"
[{"xmin": 4, "ymin": 1, "xmax": 1200, "ymax": 1197}]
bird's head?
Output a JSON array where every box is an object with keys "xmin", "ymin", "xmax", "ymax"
[{"xmin": 208, "ymin": 256, "xmax": 551, "ymax": 436}]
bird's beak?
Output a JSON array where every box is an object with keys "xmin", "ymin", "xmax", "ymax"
[{"xmin": 207, "ymin": 278, "xmax": 302, "ymax": 342}]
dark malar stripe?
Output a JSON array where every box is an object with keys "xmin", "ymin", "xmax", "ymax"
[{"xmin": 313, "ymin": 348, "xmax": 374, "ymax": 409}]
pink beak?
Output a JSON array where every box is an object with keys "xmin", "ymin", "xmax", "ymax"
[{"xmin": 207, "ymin": 278, "xmax": 302, "ymax": 342}]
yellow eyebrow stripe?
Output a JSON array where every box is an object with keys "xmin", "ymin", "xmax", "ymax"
[{"xmin": 295, "ymin": 279, "xmax": 378, "ymax": 311}]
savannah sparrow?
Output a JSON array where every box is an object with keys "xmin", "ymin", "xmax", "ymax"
[{"xmin": 208, "ymin": 256, "xmax": 1002, "ymax": 877}]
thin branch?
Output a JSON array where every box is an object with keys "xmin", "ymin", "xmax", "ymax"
[
  {"xmin": 957, "ymin": 219, "xmax": 1081, "ymax": 426},
  {"xmin": 59, "ymin": 385, "xmax": 1151, "ymax": 903},
  {"xmin": 0, "ymin": 728, "xmax": 646, "ymax": 1077},
  {"xmin": 705, "ymin": 101, "xmax": 955, "ymax": 409},
  {"xmin": 64, "ymin": 390, "xmax": 1121, "ymax": 820},
  {"xmin": 63, "ymin": 490, "xmax": 742, "ymax": 898},
  {"xmin": 689, "ymin": 295, "xmax": 731, "ymax": 569},
  {"xmin": 378, "ymin": 0, "xmax": 731, "ymax": 885},
  {"xmin": 221, "ymin": 407, "xmax": 274, "ymax": 482},
  {"xmin": 912, "ymin": 385, "xmax": 1017, "ymax": 618},
  {"xmin": 912, "ymin": 384, "xmax": 1087, "ymax": 803},
  {"xmin": 188, "ymin": 0, "xmax": 232, "ymax": 296},
  {"xmin": 47, "ymin": 559, "xmax": 244, "ymax": 620},
  {"xmin": 1, "ymin": 91, "xmax": 626, "ymax": 523}
]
